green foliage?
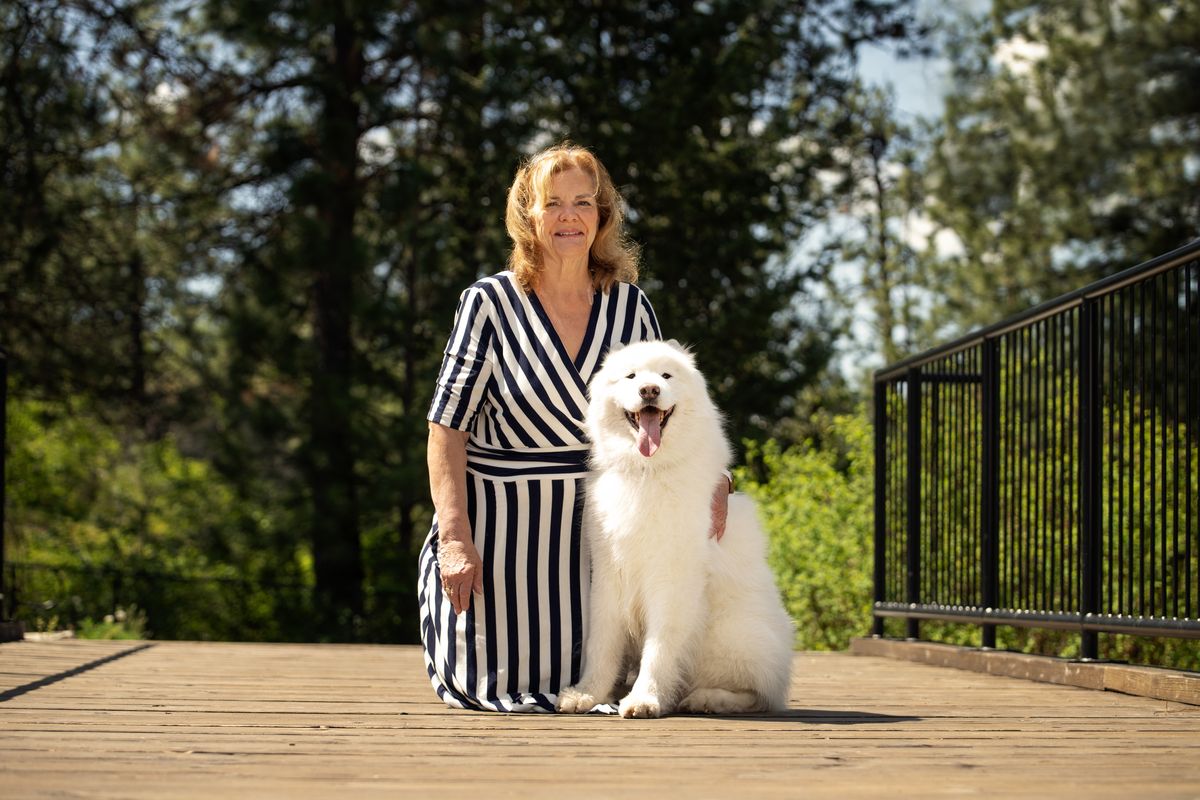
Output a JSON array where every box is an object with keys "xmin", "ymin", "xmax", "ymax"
[
  {"xmin": 1, "ymin": 1, "xmax": 222, "ymax": 415},
  {"xmin": 824, "ymin": 84, "xmax": 930, "ymax": 368},
  {"xmin": 913, "ymin": 0, "xmax": 1200, "ymax": 336},
  {"xmin": 739, "ymin": 411, "xmax": 875, "ymax": 650},
  {"xmin": 876, "ymin": 359, "xmax": 1200, "ymax": 670},
  {"xmin": 830, "ymin": 1, "xmax": 1200, "ymax": 372},
  {"xmin": 2, "ymin": 0, "xmax": 925, "ymax": 642},
  {"xmin": 747, "ymin": 404, "xmax": 1200, "ymax": 671},
  {"xmin": 11, "ymin": 398, "xmax": 236, "ymax": 572},
  {"xmin": 7, "ymin": 398, "xmax": 311, "ymax": 640},
  {"xmin": 5, "ymin": 0, "xmax": 1194, "ymax": 667},
  {"xmin": 540, "ymin": 2, "xmax": 926, "ymax": 445},
  {"xmin": 884, "ymin": 370, "xmax": 1200, "ymax": 617},
  {"xmin": 76, "ymin": 606, "xmax": 148, "ymax": 640}
]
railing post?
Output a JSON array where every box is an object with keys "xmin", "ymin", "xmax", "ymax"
[
  {"xmin": 906, "ymin": 367, "xmax": 922, "ymax": 641},
  {"xmin": 1079, "ymin": 300, "xmax": 1102, "ymax": 660},
  {"xmin": 980, "ymin": 339, "xmax": 1000, "ymax": 648},
  {"xmin": 0, "ymin": 350, "xmax": 7, "ymax": 622},
  {"xmin": 873, "ymin": 379, "xmax": 887, "ymax": 637}
]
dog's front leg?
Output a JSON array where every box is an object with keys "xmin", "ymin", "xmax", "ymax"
[
  {"xmin": 618, "ymin": 577, "xmax": 703, "ymax": 719},
  {"xmin": 557, "ymin": 558, "xmax": 625, "ymax": 713}
]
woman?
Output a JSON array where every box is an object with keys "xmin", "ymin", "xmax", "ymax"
[{"xmin": 418, "ymin": 143, "xmax": 728, "ymax": 711}]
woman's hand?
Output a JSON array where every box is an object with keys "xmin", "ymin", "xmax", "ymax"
[
  {"xmin": 427, "ymin": 422, "xmax": 481, "ymax": 613},
  {"xmin": 708, "ymin": 475, "xmax": 731, "ymax": 541},
  {"xmin": 438, "ymin": 532, "xmax": 484, "ymax": 615}
]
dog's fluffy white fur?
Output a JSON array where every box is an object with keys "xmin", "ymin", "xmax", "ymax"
[{"xmin": 557, "ymin": 340, "xmax": 794, "ymax": 718}]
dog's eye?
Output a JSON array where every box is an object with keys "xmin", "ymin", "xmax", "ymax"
[
  {"xmin": 661, "ymin": 373, "xmax": 672, "ymax": 380},
  {"xmin": 625, "ymin": 373, "xmax": 635, "ymax": 380}
]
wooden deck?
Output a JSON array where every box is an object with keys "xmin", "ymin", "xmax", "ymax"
[{"xmin": 2, "ymin": 640, "xmax": 1198, "ymax": 798}]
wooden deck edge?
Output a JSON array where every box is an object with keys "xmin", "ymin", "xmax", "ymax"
[{"xmin": 849, "ymin": 637, "xmax": 1200, "ymax": 706}]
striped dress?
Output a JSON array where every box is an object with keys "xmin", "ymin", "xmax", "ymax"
[{"xmin": 419, "ymin": 271, "xmax": 661, "ymax": 712}]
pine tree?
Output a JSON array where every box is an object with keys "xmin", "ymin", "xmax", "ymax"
[
  {"xmin": 4, "ymin": 0, "xmax": 928, "ymax": 641},
  {"xmin": 915, "ymin": 0, "xmax": 1200, "ymax": 335},
  {"xmin": 534, "ymin": 0, "xmax": 926, "ymax": 443}
]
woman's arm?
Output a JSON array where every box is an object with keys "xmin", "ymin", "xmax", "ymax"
[{"xmin": 428, "ymin": 422, "xmax": 483, "ymax": 613}]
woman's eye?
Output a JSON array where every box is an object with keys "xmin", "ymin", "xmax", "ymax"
[{"xmin": 661, "ymin": 373, "xmax": 672, "ymax": 379}]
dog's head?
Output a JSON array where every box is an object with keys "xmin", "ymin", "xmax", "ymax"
[{"xmin": 586, "ymin": 339, "xmax": 714, "ymax": 463}]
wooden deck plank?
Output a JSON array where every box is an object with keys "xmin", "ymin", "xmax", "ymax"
[{"xmin": 1, "ymin": 640, "xmax": 1198, "ymax": 798}]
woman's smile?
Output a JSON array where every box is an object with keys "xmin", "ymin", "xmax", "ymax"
[{"xmin": 535, "ymin": 167, "xmax": 599, "ymax": 261}]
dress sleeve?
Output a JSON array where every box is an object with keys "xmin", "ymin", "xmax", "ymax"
[
  {"xmin": 427, "ymin": 286, "xmax": 495, "ymax": 431},
  {"xmin": 635, "ymin": 287, "xmax": 662, "ymax": 342}
]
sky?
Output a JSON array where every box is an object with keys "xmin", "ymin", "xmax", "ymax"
[
  {"xmin": 824, "ymin": 0, "xmax": 992, "ymax": 379},
  {"xmin": 815, "ymin": 37, "xmax": 952, "ymax": 379},
  {"xmin": 855, "ymin": 0, "xmax": 990, "ymax": 121},
  {"xmin": 856, "ymin": 43, "xmax": 949, "ymax": 122}
]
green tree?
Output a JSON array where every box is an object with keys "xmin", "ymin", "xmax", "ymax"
[
  {"xmin": 3, "ymin": 0, "xmax": 928, "ymax": 642},
  {"xmin": 7, "ymin": 397, "xmax": 302, "ymax": 640},
  {"xmin": 1, "ymin": 2, "xmax": 136, "ymax": 404},
  {"xmin": 914, "ymin": 0, "xmax": 1200, "ymax": 335},
  {"xmin": 160, "ymin": 0, "xmax": 927, "ymax": 637},
  {"xmin": 824, "ymin": 85, "xmax": 929, "ymax": 369},
  {"xmin": 536, "ymin": 0, "xmax": 927, "ymax": 444}
]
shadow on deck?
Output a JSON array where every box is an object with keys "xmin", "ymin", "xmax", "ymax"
[{"xmin": 1, "ymin": 640, "xmax": 1198, "ymax": 797}]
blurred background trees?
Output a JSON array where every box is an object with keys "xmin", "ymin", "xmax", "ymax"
[
  {"xmin": 2, "ymin": 0, "xmax": 1196, "ymax": 647},
  {"xmin": 837, "ymin": 0, "xmax": 1200, "ymax": 357}
]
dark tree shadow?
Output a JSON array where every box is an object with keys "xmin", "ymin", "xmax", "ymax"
[{"xmin": 0, "ymin": 643, "xmax": 155, "ymax": 703}]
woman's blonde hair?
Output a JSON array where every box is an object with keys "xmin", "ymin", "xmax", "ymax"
[{"xmin": 505, "ymin": 143, "xmax": 640, "ymax": 292}]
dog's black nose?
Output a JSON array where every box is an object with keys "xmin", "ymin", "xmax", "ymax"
[{"xmin": 639, "ymin": 384, "xmax": 660, "ymax": 401}]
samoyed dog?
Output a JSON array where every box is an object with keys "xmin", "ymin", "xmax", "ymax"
[{"xmin": 557, "ymin": 340, "xmax": 794, "ymax": 718}]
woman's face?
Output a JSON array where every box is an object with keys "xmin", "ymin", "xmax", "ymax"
[{"xmin": 532, "ymin": 167, "xmax": 600, "ymax": 265}]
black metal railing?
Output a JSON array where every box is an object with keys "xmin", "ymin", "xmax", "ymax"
[
  {"xmin": 5, "ymin": 560, "xmax": 315, "ymax": 641},
  {"xmin": 873, "ymin": 239, "xmax": 1200, "ymax": 659},
  {"xmin": 0, "ymin": 348, "xmax": 9, "ymax": 626},
  {"xmin": 4, "ymin": 560, "xmax": 419, "ymax": 642}
]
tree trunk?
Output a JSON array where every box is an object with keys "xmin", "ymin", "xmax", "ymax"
[
  {"xmin": 309, "ymin": 9, "xmax": 365, "ymax": 636},
  {"xmin": 127, "ymin": 246, "xmax": 148, "ymax": 428},
  {"xmin": 868, "ymin": 134, "xmax": 901, "ymax": 366}
]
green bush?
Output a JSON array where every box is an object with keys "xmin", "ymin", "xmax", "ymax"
[
  {"xmin": 7, "ymin": 398, "xmax": 311, "ymax": 640},
  {"xmin": 739, "ymin": 411, "xmax": 874, "ymax": 651},
  {"xmin": 76, "ymin": 606, "xmax": 148, "ymax": 640},
  {"xmin": 745, "ymin": 407, "xmax": 1199, "ymax": 671}
]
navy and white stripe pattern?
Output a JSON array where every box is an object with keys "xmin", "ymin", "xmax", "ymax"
[{"xmin": 419, "ymin": 271, "xmax": 660, "ymax": 712}]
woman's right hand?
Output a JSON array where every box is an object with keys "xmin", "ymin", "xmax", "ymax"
[
  {"xmin": 438, "ymin": 532, "xmax": 484, "ymax": 614},
  {"xmin": 427, "ymin": 422, "xmax": 481, "ymax": 614}
]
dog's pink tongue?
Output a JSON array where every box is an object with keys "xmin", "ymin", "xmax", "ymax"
[{"xmin": 637, "ymin": 409, "xmax": 661, "ymax": 457}]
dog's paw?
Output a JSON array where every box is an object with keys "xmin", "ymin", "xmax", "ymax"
[
  {"xmin": 557, "ymin": 685, "xmax": 601, "ymax": 713},
  {"xmin": 618, "ymin": 690, "xmax": 663, "ymax": 719},
  {"xmin": 679, "ymin": 688, "xmax": 760, "ymax": 714}
]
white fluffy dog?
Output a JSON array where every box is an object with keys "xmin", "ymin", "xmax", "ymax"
[{"xmin": 557, "ymin": 340, "xmax": 794, "ymax": 718}]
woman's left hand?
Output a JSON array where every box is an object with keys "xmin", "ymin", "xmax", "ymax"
[{"xmin": 709, "ymin": 477, "xmax": 730, "ymax": 541}]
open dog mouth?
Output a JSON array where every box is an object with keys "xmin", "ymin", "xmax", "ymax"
[{"xmin": 624, "ymin": 405, "xmax": 675, "ymax": 457}]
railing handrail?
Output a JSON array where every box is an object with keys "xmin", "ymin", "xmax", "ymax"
[{"xmin": 875, "ymin": 237, "xmax": 1200, "ymax": 382}]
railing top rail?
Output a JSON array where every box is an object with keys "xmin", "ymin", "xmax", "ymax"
[{"xmin": 874, "ymin": 237, "xmax": 1200, "ymax": 382}]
